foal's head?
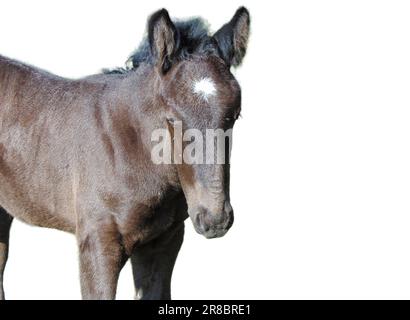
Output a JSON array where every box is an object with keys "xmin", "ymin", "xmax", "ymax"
[{"xmin": 142, "ymin": 8, "xmax": 250, "ymax": 238}]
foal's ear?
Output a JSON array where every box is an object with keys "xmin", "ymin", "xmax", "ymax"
[
  {"xmin": 148, "ymin": 9, "xmax": 179, "ymax": 74},
  {"xmin": 213, "ymin": 7, "xmax": 250, "ymax": 67}
]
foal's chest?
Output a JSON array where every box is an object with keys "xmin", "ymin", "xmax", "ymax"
[{"xmin": 113, "ymin": 191, "xmax": 187, "ymax": 253}]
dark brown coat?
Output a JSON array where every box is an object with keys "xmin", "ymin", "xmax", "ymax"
[{"xmin": 0, "ymin": 7, "xmax": 250, "ymax": 299}]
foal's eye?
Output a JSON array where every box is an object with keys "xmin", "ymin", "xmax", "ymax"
[{"xmin": 225, "ymin": 110, "xmax": 241, "ymax": 123}]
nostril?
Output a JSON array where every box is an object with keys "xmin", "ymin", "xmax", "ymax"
[
  {"xmin": 224, "ymin": 201, "xmax": 233, "ymax": 214},
  {"xmin": 226, "ymin": 210, "xmax": 234, "ymax": 229},
  {"xmin": 194, "ymin": 212, "xmax": 201, "ymax": 226},
  {"xmin": 224, "ymin": 202, "xmax": 234, "ymax": 229},
  {"xmin": 194, "ymin": 211, "xmax": 210, "ymax": 233},
  {"xmin": 224, "ymin": 202, "xmax": 233, "ymax": 217}
]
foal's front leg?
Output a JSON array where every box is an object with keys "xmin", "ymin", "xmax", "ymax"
[
  {"xmin": 131, "ymin": 222, "xmax": 184, "ymax": 300},
  {"xmin": 77, "ymin": 221, "xmax": 126, "ymax": 300},
  {"xmin": 0, "ymin": 208, "xmax": 13, "ymax": 300}
]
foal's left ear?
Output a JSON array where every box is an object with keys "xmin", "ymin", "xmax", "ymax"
[
  {"xmin": 148, "ymin": 9, "xmax": 179, "ymax": 74},
  {"xmin": 213, "ymin": 7, "xmax": 250, "ymax": 67}
]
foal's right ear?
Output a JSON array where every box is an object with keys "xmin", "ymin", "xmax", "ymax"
[{"xmin": 148, "ymin": 9, "xmax": 179, "ymax": 74}]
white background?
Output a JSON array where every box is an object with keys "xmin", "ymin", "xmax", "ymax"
[{"xmin": 0, "ymin": 0, "xmax": 410, "ymax": 299}]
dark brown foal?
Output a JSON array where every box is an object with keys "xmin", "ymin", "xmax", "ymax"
[{"xmin": 0, "ymin": 7, "xmax": 250, "ymax": 299}]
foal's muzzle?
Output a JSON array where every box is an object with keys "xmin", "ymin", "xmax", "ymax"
[{"xmin": 190, "ymin": 201, "xmax": 234, "ymax": 239}]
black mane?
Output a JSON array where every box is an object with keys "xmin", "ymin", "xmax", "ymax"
[{"xmin": 104, "ymin": 17, "xmax": 218, "ymax": 74}]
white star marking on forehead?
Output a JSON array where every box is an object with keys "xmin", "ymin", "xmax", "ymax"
[{"xmin": 193, "ymin": 78, "xmax": 217, "ymax": 101}]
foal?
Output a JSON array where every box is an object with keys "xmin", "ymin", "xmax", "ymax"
[{"xmin": 0, "ymin": 7, "xmax": 250, "ymax": 299}]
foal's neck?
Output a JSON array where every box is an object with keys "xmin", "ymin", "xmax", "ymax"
[
  {"xmin": 114, "ymin": 66, "xmax": 163, "ymax": 122},
  {"xmin": 108, "ymin": 66, "xmax": 180, "ymax": 188}
]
